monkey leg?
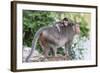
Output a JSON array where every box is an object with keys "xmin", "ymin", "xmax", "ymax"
[
  {"xmin": 39, "ymin": 32, "xmax": 50, "ymax": 58},
  {"xmin": 52, "ymin": 48, "xmax": 58, "ymax": 57},
  {"xmin": 63, "ymin": 47, "xmax": 69, "ymax": 60},
  {"xmin": 64, "ymin": 42, "xmax": 72, "ymax": 60}
]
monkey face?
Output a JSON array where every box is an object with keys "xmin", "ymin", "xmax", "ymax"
[
  {"xmin": 75, "ymin": 24, "xmax": 80, "ymax": 34},
  {"xmin": 73, "ymin": 24, "xmax": 80, "ymax": 34},
  {"xmin": 63, "ymin": 21, "xmax": 68, "ymax": 26}
]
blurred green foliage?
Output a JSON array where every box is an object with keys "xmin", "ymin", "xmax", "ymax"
[{"xmin": 23, "ymin": 10, "xmax": 90, "ymax": 58}]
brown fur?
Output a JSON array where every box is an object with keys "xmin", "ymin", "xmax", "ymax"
[{"xmin": 39, "ymin": 32, "xmax": 50, "ymax": 57}]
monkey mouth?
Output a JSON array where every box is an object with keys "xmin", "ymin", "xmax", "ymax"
[
  {"xmin": 64, "ymin": 23, "xmax": 68, "ymax": 26},
  {"xmin": 76, "ymin": 30, "xmax": 80, "ymax": 34}
]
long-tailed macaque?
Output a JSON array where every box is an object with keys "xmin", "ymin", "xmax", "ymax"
[{"xmin": 25, "ymin": 18, "xmax": 80, "ymax": 62}]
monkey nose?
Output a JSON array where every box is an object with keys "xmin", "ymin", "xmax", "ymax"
[{"xmin": 76, "ymin": 28, "xmax": 80, "ymax": 34}]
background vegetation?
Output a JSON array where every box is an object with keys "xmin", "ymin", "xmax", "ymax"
[{"xmin": 23, "ymin": 10, "xmax": 91, "ymax": 60}]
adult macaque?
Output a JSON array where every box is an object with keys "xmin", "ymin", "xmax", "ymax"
[{"xmin": 25, "ymin": 18, "xmax": 80, "ymax": 62}]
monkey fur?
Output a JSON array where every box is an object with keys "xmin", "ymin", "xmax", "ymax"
[{"xmin": 25, "ymin": 18, "xmax": 80, "ymax": 62}]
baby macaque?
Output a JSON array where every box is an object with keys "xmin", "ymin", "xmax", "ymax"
[{"xmin": 55, "ymin": 18, "xmax": 69, "ymax": 32}]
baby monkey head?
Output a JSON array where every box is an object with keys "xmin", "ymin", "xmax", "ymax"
[{"xmin": 62, "ymin": 17, "xmax": 69, "ymax": 26}]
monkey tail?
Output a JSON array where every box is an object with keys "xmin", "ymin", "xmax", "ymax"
[{"xmin": 25, "ymin": 26, "xmax": 51, "ymax": 62}]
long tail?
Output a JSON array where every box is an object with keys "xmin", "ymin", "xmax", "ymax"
[{"xmin": 25, "ymin": 26, "xmax": 51, "ymax": 62}]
